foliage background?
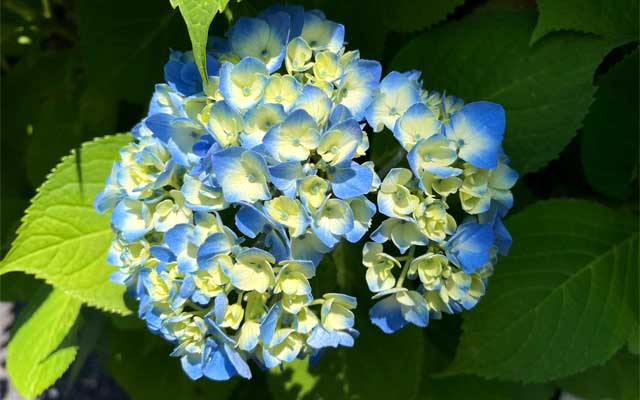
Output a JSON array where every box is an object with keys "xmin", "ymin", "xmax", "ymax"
[{"xmin": 0, "ymin": 0, "xmax": 638, "ymax": 399}]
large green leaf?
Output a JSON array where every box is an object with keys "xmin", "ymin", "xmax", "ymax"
[
  {"xmin": 77, "ymin": 0, "xmax": 189, "ymax": 104},
  {"xmin": 419, "ymin": 318, "xmax": 555, "ymax": 400},
  {"xmin": 7, "ymin": 287, "xmax": 82, "ymax": 400},
  {"xmin": 557, "ymin": 350, "xmax": 639, "ymax": 400},
  {"xmin": 447, "ymin": 200, "xmax": 639, "ymax": 382},
  {"xmin": 391, "ymin": 10, "xmax": 620, "ymax": 174},
  {"xmin": 581, "ymin": 49, "xmax": 639, "ymax": 200},
  {"xmin": 379, "ymin": 0, "xmax": 465, "ymax": 33},
  {"xmin": 531, "ymin": 0, "xmax": 639, "ymax": 43},
  {"xmin": 0, "ymin": 134, "xmax": 132, "ymax": 315},
  {"xmin": 269, "ymin": 315, "xmax": 424, "ymax": 400},
  {"xmin": 172, "ymin": 0, "xmax": 230, "ymax": 83}
]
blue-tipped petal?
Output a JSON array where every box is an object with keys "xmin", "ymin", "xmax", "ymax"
[
  {"xmin": 446, "ymin": 223, "xmax": 494, "ymax": 273},
  {"xmin": 111, "ymin": 199, "xmax": 152, "ymax": 242},
  {"xmin": 211, "ymin": 147, "xmax": 271, "ymax": 204},
  {"xmin": 445, "ymin": 101, "xmax": 505, "ymax": 169},
  {"xmin": 219, "ymin": 57, "xmax": 269, "ymax": 111}
]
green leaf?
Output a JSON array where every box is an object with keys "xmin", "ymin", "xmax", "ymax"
[
  {"xmin": 268, "ymin": 316, "xmax": 424, "ymax": 400},
  {"xmin": 7, "ymin": 287, "xmax": 82, "ymax": 400},
  {"xmin": 557, "ymin": 350, "xmax": 639, "ymax": 400},
  {"xmin": 172, "ymin": 0, "xmax": 230, "ymax": 83},
  {"xmin": 106, "ymin": 327, "xmax": 237, "ymax": 400},
  {"xmin": 447, "ymin": 199, "xmax": 639, "ymax": 382},
  {"xmin": 531, "ymin": 0, "xmax": 639, "ymax": 44},
  {"xmin": 379, "ymin": 0, "xmax": 466, "ymax": 33},
  {"xmin": 629, "ymin": 324, "xmax": 640, "ymax": 355},
  {"xmin": 419, "ymin": 319, "xmax": 555, "ymax": 400},
  {"xmin": 391, "ymin": 10, "xmax": 621, "ymax": 174},
  {"xmin": 0, "ymin": 134, "xmax": 132, "ymax": 315},
  {"xmin": 581, "ymin": 49, "xmax": 639, "ymax": 200},
  {"xmin": 77, "ymin": 0, "xmax": 188, "ymax": 104}
]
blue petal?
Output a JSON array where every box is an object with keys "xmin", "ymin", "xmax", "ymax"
[
  {"xmin": 445, "ymin": 101, "xmax": 505, "ymax": 169},
  {"xmin": 111, "ymin": 200, "xmax": 151, "ymax": 242},
  {"xmin": 269, "ymin": 161, "xmax": 304, "ymax": 197},
  {"xmin": 235, "ymin": 204, "xmax": 269, "ymax": 238},
  {"xmin": 203, "ymin": 343, "xmax": 237, "ymax": 381},
  {"xmin": 338, "ymin": 59, "xmax": 382, "ymax": 121},
  {"xmin": 223, "ymin": 342, "xmax": 252, "ymax": 379},
  {"xmin": 369, "ymin": 295, "xmax": 407, "ymax": 334},
  {"xmin": 258, "ymin": 4, "xmax": 305, "ymax": 37},
  {"xmin": 446, "ymin": 223, "xmax": 494, "ymax": 273},
  {"xmin": 197, "ymin": 232, "xmax": 235, "ymax": 260},
  {"xmin": 345, "ymin": 196, "xmax": 376, "ymax": 243},
  {"xmin": 180, "ymin": 353, "xmax": 204, "ymax": 380},
  {"xmin": 329, "ymin": 162, "xmax": 374, "ymax": 199}
]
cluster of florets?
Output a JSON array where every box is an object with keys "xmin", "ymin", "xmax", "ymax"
[
  {"xmin": 96, "ymin": 5, "xmax": 380, "ymax": 381},
  {"xmin": 361, "ymin": 72, "xmax": 518, "ymax": 333},
  {"xmin": 96, "ymin": 3, "xmax": 518, "ymax": 382}
]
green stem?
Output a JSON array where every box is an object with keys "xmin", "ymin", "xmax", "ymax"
[{"xmin": 395, "ymin": 246, "xmax": 415, "ymax": 288}]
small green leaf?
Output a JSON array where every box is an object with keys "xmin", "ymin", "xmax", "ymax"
[
  {"xmin": 557, "ymin": 350, "xmax": 639, "ymax": 400},
  {"xmin": 173, "ymin": 0, "xmax": 230, "ymax": 83},
  {"xmin": 531, "ymin": 0, "xmax": 639, "ymax": 44},
  {"xmin": 581, "ymin": 49, "xmax": 639, "ymax": 200},
  {"xmin": 391, "ymin": 10, "xmax": 621, "ymax": 174},
  {"xmin": 0, "ymin": 134, "xmax": 132, "ymax": 315},
  {"xmin": 7, "ymin": 287, "xmax": 82, "ymax": 400},
  {"xmin": 447, "ymin": 200, "xmax": 639, "ymax": 382}
]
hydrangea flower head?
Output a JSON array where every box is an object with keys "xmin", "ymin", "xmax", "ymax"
[
  {"xmin": 96, "ymin": 3, "xmax": 518, "ymax": 381},
  {"xmin": 363, "ymin": 83, "xmax": 518, "ymax": 333},
  {"xmin": 97, "ymin": 4, "xmax": 380, "ymax": 381}
]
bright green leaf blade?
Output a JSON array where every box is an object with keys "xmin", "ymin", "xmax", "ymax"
[
  {"xmin": 531, "ymin": 0, "xmax": 639, "ymax": 44},
  {"xmin": 447, "ymin": 199, "xmax": 639, "ymax": 382},
  {"xmin": 557, "ymin": 350, "xmax": 639, "ymax": 400},
  {"xmin": 0, "ymin": 134, "xmax": 132, "ymax": 315},
  {"xmin": 174, "ymin": 0, "xmax": 230, "ymax": 83},
  {"xmin": 268, "ymin": 318, "xmax": 424, "ymax": 400},
  {"xmin": 391, "ymin": 10, "xmax": 621, "ymax": 174},
  {"xmin": 7, "ymin": 287, "xmax": 82, "ymax": 400},
  {"xmin": 581, "ymin": 49, "xmax": 639, "ymax": 199}
]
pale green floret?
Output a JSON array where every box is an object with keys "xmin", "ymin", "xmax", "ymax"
[
  {"xmin": 362, "ymin": 242, "xmax": 400, "ymax": 292},
  {"xmin": 313, "ymin": 50, "xmax": 343, "ymax": 83},
  {"xmin": 298, "ymin": 175, "xmax": 329, "ymax": 211},
  {"xmin": 193, "ymin": 254, "xmax": 231, "ymax": 298},
  {"xmin": 321, "ymin": 294, "xmax": 356, "ymax": 331},
  {"xmin": 409, "ymin": 253, "xmax": 450, "ymax": 290},
  {"xmin": 152, "ymin": 190, "xmax": 192, "ymax": 232},
  {"xmin": 421, "ymin": 173, "xmax": 463, "ymax": 197},
  {"xmin": 219, "ymin": 303, "xmax": 245, "ymax": 330},
  {"xmin": 263, "ymin": 74, "xmax": 301, "ymax": 110},
  {"xmin": 265, "ymin": 196, "xmax": 307, "ymax": 237},
  {"xmin": 413, "ymin": 200, "xmax": 457, "ymax": 243},
  {"xmin": 285, "ymin": 37, "xmax": 314, "ymax": 73}
]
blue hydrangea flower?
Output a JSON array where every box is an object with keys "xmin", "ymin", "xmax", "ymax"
[
  {"xmin": 96, "ymin": 3, "xmax": 518, "ymax": 379},
  {"xmin": 361, "ymin": 69, "xmax": 517, "ymax": 334},
  {"xmin": 96, "ymin": 4, "xmax": 384, "ymax": 381}
]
